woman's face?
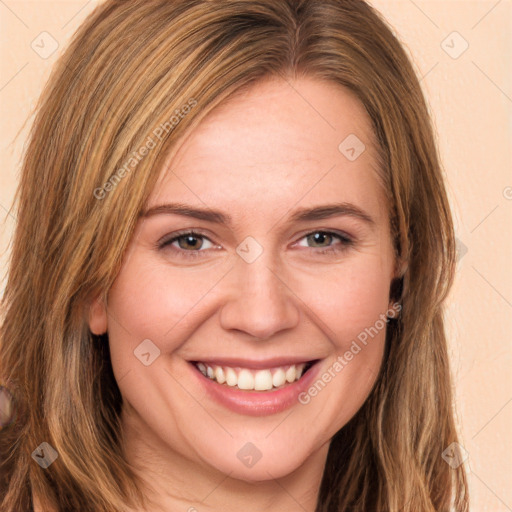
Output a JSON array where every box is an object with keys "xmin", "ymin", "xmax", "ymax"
[{"xmin": 89, "ymin": 76, "xmax": 398, "ymax": 482}]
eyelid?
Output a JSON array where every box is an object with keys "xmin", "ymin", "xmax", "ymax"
[
  {"xmin": 292, "ymin": 228, "xmax": 354, "ymax": 245},
  {"xmin": 157, "ymin": 229, "xmax": 218, "ymax": 249},
  {"xmin": 157, "ymin": 228, "xmax": 355, "ymax": 258}
]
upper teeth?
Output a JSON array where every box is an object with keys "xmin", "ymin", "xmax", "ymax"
[{"xmin": 195, "ymin": 362, "xmax": 307, "ymax": 390}]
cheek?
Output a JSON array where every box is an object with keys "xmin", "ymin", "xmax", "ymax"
[
  {"xmin": 292, "ymin": 257, "xmax": 390, "ymax": 432},
  {"xmin": 105, "ymin": 254, "xmax": 230, "ymax": 354},
  {"xmin": 106, "ymin": 241, "xmax": 392, "ymax": 365},
  {"xmin": 296, "ymin": 254, "xmax": 392, "ymax": 346}
]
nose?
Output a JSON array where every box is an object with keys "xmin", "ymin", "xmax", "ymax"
[{"xmin": 219, "ymin": 253, "xmax": 300, "ymax": 340}]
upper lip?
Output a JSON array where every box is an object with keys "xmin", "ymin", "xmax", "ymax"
[{"xmin": 189, "ymin": 357, "xmax": 319, "ymax": 369}]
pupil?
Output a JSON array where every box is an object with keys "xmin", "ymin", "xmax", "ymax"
[
  {"xmin": 310, "ymin": 232, "xmax": 330, "ymax": 247},
  {"xmin": 178, "ymin": 233, "xmax": 331, "ymax": 250},
  {"xmin": 181, "ymin": 235, "xmax": 201, "ymax": 250}
]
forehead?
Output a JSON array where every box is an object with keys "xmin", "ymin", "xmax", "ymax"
[{"xmin": 149, "ymin": 76, "xmax": 387, "ymax": 223}]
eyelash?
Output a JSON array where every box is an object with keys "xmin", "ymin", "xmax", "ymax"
[{"xmin": 157, "ymin": 229, "xmax": 354, "ymax": 259}]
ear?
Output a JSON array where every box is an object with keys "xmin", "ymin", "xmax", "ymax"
[
  {"xmin": 88, "ymin": 294, "xmax": 108, "ymax": 335},
  {"xmin": 388, "ymin": 257, "xmax": 407, "ymax": 307}
]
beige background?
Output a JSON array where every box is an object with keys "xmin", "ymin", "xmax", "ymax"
[{"xmin": 1, "ymin": 1, "xmax": 511, "ymax": 510}]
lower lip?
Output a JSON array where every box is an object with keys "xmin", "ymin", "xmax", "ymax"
[{"xmin": 189, "ymin": 361, "xmax": 322, "ymax": 416}]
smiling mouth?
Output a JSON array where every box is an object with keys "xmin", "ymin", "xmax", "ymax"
[{"xmin": 192, "ymin": 360, "xmax": 317, "ymax": 392}]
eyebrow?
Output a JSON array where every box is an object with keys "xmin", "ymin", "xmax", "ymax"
[{"xmin": 141, "ymin": 202, "xmax": 375, "ymax": 226}]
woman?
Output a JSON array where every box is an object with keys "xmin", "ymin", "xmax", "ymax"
[{"xmin": 0, "ymin": 0, "xmax": 469, "ymax": 510}]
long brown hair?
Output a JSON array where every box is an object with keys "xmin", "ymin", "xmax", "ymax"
[{"xmin": 0, "ymin": 0, "xmax": 469, "ymax": 510}]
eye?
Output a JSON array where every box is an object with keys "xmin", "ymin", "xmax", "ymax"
[
  {"xmin": 158, "ymin": 230, "xmax": 217, "ymax": 258},
  {"xmin": 295, "ymin": 230, "xmax": 354, "ymax": 255},
  {"xmin": 157, "ymin": 229, "xmax": 354, "ymax": 260}
]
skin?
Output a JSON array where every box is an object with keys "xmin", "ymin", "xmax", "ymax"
[{"xmin": 89, "ymin": 76, "xmax": 399, "ymax": 512}]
